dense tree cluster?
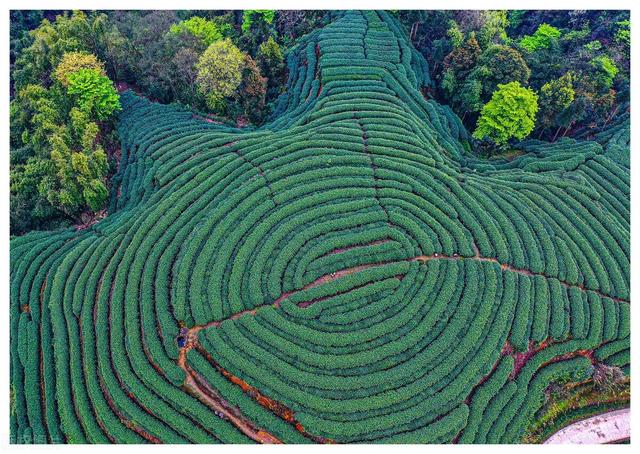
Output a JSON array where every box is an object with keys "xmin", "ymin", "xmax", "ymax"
[
  {"xmin": 398, "ymin": 10, "xmax": 630, "ymax": 149},
  {"xmin": 195, "ymin": 39, "xmax": 245, "ymax": 109},
  {"xmin": 10, "ymin": 10, "xmax": 330, "ymax": 235},
  {"xmin": 472, "ymin": 81, "xmax": 538, "ymax": 146},
  {"xmin": 10, "ymin": 11, "xmax": 121, "ymax": 235}
]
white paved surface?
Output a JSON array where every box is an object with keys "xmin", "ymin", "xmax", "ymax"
[{"xmin": 544, "ymin": 408, "xmax": 630, "ymax": 444}]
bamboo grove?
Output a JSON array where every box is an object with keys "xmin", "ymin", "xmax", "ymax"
[{"xmin": 10, "ymin": 11, "xmax": 630, "ymax": 444}]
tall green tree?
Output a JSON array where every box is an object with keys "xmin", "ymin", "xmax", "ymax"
[
  {"xmin": 241, "ymin": 10, "xmax": 275, "ymax": 32},
  {"xmin": 519, "ymin": 23, "xmax": 561, "ymax": 52},
  {"xmin": 473, "ymin": 81, "xmax": 539, "ymax": 147},
  {"xmin": 275, "ymin": 10, "xmax": 328, "ymax": 46},
  {"xmin": 239, "ymin": 9, "xmax": 276, "ymax": 54},
  {"xmin": 169, "ymin": 16, "xmax": 229, "ymax": 46},
  {"xmin": 477, "ymin": 10, "xmax": 509, "ymax": 47},
  {"xmin": 257, "ymin": 36, "xmax": 285, "ymax": 99},
  {"xmin": 443, "ymin": 34, "xmax": 481, "ymax": 79},
  {"xmin": 537, "ymin": 72, "xmax": 575, "ymax": 137},
  {"xmin": 45, "ymin": 107, "xmax": 109, "ymax": 211},
  {"xmin": 590, "ymin": 55, "xmax": 618, "ymax": 92},
  {"xmin": 66, "ymin": 68, "xmax": 121, "ymax": 120},
  {"xmin": 105, "ymin": 11, "xmax": 180, "ymax": 101},
  {"xmin": 10, "ymin": 11, "xmax": 44, "ymax": 75},
  {"xmin": 237, "ymin": 55, "xmax": 267, "ymax": 124},
  {"xmin": 446, "ymin": 20, "xmax": 464, "ymax": 48},
  {"xmin": 196, "ymin": 38, "xmax": 246, "ymax": 110},
  {"xmin": 474, "ymin": 45, "xmax": 531, "ymax": 100}
]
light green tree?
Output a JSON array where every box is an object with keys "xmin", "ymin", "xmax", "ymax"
[
  {"xmin": 473, "ymin": 81, "xmax": 538, "ymax": 146},
  {"xmin": 67, "ymin": 68, "xmax": 121, "ymax": 120},
  {"xmin": 169, "ymin": 16, "xmax": 229, "ymax": 46},
  {"xmin": 583, "ymin": 40, "xmax": 602, "ymax": 52},
  {"xmin": 590, "ymin": 55, "xmax": 618, "ymax": 91},
  {"xmin": 537, "ymin": 72, "xmax": 575, "ymax": 132},
  {"xmin": 54, "ymin": 52, "xmax": 106, "ymax": 86},
  {"xmin": 446, "ymin": 20, "xmax": 464, "ymax": 48},
  {"xmin": 241, "ymin": 10, "xmax": 275, "ymax": 32},
  {"xmin": 196, "ymin": 38, "xmax": 246, "ymax": 110},
  {"xmin": 477, "ymin": 10, "xmax": 509, "ymax": 47},
  {"xmin": 614, "ymin": 20, "xmax": 630, "ymax": 46},
  {"xmin": 520, "ymin": 23, "xmax": 561, "ymax": 52}
]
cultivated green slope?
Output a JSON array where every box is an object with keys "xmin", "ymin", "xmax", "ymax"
[{"xmin": 10, "ymin": 11, "xmax": 629, "ymax": 444}]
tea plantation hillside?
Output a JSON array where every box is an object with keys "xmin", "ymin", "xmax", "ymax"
[{"xmin": 10, "ymin": 10, "xmax": 630, "ymax": 444}]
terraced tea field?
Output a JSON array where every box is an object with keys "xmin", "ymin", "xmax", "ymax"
[{"xmin": 10, "ymin": 10, "xmax": 630, "ymax": 444}]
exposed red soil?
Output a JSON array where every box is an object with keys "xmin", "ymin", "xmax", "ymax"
[
  {"xmin": 411, "ymin": 253, "xmax": 629, "ymax": 304},
  {"xmin": 192, "ymin": 114, "xmax": 224, "ymax": 124},
  {"xmin": 116, "ymin": 82, "xmax": 133, "ymax": 93},
  {"xmin": 510, "ymin": 339, "xmax": 553, "ymax": 379},
  {"xmin": 509, "ymin": 338, "xmax": 595, "ymax": 380},
  {"xmin": 175, "ymin": 305, "xmax": 335, "ymax": 443},
  {"xmin": 75, "ymin": 209, "xmax": 106, "ymax": 231},
  {"xmin": 178, "ymin": 345, "xmax": 282, "ymax": 444},
  {"xmin": 177, "ymin": 327, "xmax": 286, "ymax": 443},
  {"xmin": 188, "ymin": 343, "xmax": 334, "ymax": 444},
  {"xmin": 501, "ymin": 340, "xmax": 515, "ymax": 356},
  {"xmin": 185, "ymin": 248, "xmax": 629, "ymax": 373}
]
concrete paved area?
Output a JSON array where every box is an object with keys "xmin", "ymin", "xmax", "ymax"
[{"xmin": 544, "ymin": 408, "xmax": 630, "ymax": 444}]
